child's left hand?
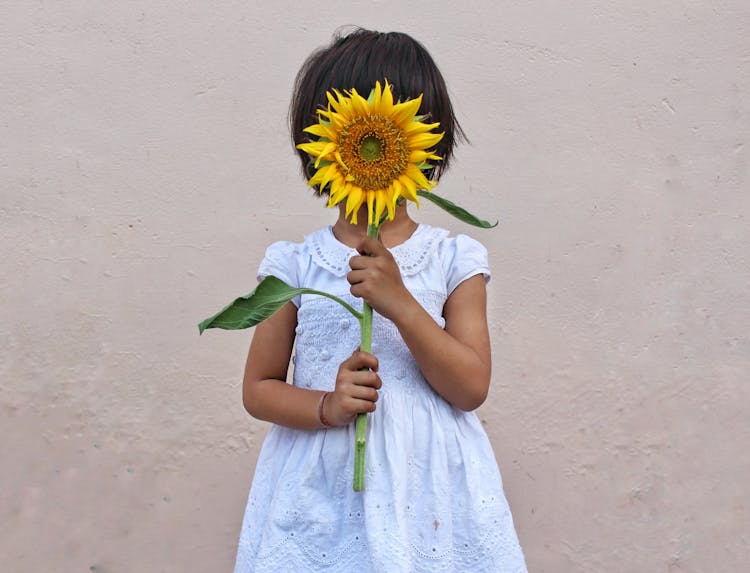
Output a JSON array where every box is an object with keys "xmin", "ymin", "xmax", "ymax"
[{"xmin": 347, "ymin": 236, "xmax": 413, "ymax": 322}]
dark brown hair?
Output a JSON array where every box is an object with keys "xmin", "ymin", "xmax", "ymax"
[{"xmin": 290, "ymin": 28, "xmax": 466, "ymax": 185}]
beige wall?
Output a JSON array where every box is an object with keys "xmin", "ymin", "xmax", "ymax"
[{"xmin": 2, "ymin": 2, "xmax": 748, "ymax": 571}]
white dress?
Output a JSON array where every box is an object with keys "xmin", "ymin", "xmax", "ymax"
[{"xmin": 234, "ymin": 224, "xmax": 527, "ymax": 573}]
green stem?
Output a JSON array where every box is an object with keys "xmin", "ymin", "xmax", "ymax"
[{"xmin": 353, "ymin": 222, "xmax": 380, "ymax": 491}]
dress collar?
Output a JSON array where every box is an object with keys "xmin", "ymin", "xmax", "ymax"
[{"xmin": 307, "ymin": 223, "xmax": 449, "ymax": 277}]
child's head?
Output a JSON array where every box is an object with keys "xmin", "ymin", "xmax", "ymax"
[{"xmin": 290, "ymin": 28, "xmax": 465, "ymax": 185}]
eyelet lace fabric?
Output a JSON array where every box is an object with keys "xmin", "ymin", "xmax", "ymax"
[
  {"xmin": 236, "ymin": 226, "xmax": 527, "ymax": 572},
  {"xmin": 308, "ymin": 224, "xmax": 451, "ymax": 278}
]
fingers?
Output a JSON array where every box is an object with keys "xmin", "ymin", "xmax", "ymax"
[
  {"xmin": 352, "ymin": 398, "xmax": 378, "ymax": 414},
  {"xmin": 326, "ymin": 389, "xmax": 377, "ymax": 426},
  {"xmin": 349, "ymin": 252, "xmax": 387, "ymax": 271},
  {"xmin": 346, "ymin": 269, "xmax": 367, "ymax": 285},
  {"xmin": 330, "ymin": 351, "xmax": 383, "ymax": 424},
  {"xmin": 338, "ymin": 351, "xmax": 382, "ymax": 402},
  {"xmin": 338, "ymin": 396, "xmax": 378, "ymax": 416},
  {"xmin": 342, "ymin": 350, "xmax": 379, "ymax": 374},
  {"xmin": 343, "ymin": 368, "xmax": 382, "ymax": 390},
  {"xmin": 349, "ymin": 238, "xmax": 397, "ymax": 280},
  {"xmin": 356, "ymin": 235, "xmax": 386, "ymax": 257},
  {"xmin": 349, "ymin": 382, "xmax": 380, "ymax": 402},
  {"xmin": 336, "ymin": 363, "xmax": 381, "ymax": 387},
  {"xmin": 348, "ymin": 255, "xmax": 367, "ymax": 270}
]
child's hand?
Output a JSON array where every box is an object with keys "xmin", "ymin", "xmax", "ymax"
[
  {"xmin": 348, "ymin": 236, "xmax": 413, "ymax": 321},
  {"xmin": 325, "ymin": 350, "xmax": 382, "ymax": 427}
]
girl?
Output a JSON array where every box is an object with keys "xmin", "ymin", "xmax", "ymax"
[{"xmin": 235, "ymin": 29, "xmax": 527, "ymax": 572}]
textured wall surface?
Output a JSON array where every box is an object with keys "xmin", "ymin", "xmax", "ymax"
[{"xmin": 2, "ymin": 2, "xmax": 749, "ymax": 571}]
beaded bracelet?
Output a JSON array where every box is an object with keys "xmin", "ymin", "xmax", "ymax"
[{"xmin": 318, "ymin": 392, "xmax": 334, "ymax": 428}]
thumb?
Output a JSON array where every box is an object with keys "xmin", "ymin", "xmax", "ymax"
[{"xmin": 357, "ymin": 235, "xmax": 386, "ymax": 256}]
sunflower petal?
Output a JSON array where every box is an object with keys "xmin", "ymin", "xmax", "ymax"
[
  {"xmin": 387, "ymin": 196, "xmax": 397, "ymax": 220},
  {"xmin": 318, "ymin": 162, "xmax": 339, "ymax": 191},
  {"xmin": 390, "ymin": 178, "xmax": 403, "ymax": 203},
  {"xmin": 406, "ymin": 163, "xmax": 433, "ymax": 190},
  {"xmin": 335, "ymin": 151, "xmax": 349, "ymax": 171},
  {"xmin": 314, "ymin": 142, "xmax": 337, "ymax": 167},
  {"xmin": 409, "ymin": 150, "xmax": 431, "ymax": 164},
  {"xmin": 373, "ymin": 190, "xmax": 388, "ymax": 223},
  {"xmin": 398, "ymin": 174, "xmax": 418, "ymax": 202},
  {"xmin": 380, "ymin": 80, "xmax": 394, "ymax": 114},
  {"xmin": 403, "ymin": 120, "xmax": 441, "ymax": 136},
  {"xmin": 366, "ymin": 191, "xmax": 376, "ymax": 225},
  {"xmin": 408, "ymin": 132, "xmax": 445, "ymax": 151},
  {"xmin": 327, "ymin": 177, "xmax": 347, "ymax": 207},
  {"xmin": 303, "ymin": 124, "xmax": 336, "ymax": 140},
  {"xmin": 296, "ymin": 141, "xmax": 329, "ymax": 157},
  {"xmin": 390, "ymin": 96, "xmax": 422, "ymax": 126},
  {"xmin": 370, "ymin": 80, "xmax": 382, "ymax": 112},
  {"xmin": 308, "ymin": 167, "xmax": 325, "ymax": 187},
  {"xmin": 328, "ymin": 175, "xmax": 348, "ymax": 204},
  {"xmin": 345, "ymin": 185, "xmax": 363, "ymax": 222},
  {"xmin": 350, "ymin": 89, "xmax": 370, "ymax": 117},
  {"xmin": 327, "ymin": 89, "xmax": 346, "ymax": 114},
  {"xmin": 327, "ymin": 113, "xmax": 346, "ymax": 131}
]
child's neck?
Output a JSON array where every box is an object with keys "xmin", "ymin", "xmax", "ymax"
[{"xmin": 332, "ymin": 204, "xmax": 419, "ymax": 249}]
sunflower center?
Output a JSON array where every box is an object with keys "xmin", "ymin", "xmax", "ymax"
[
  {"xmin": 337, "ymin": 115, "xmax": 409, "ymax": 191},
  {"xmin": 360, "ymin": 135, "xmax": 383, "ymax": 162}
]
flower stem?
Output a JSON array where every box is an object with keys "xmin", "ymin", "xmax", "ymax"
[{"xmin": 353, "ymin": 222, "xmax": 380, "ymax": 491}]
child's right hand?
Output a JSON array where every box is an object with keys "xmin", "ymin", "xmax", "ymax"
[{"xmin": 324, "ymin": 350, "xmax": 382, "ymax": 427}]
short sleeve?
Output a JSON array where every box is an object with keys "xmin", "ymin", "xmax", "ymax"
[
  {"xmin": 441, "ymin": 234, "xmax": 491, "ymax": 296},
  {"xmin": 257, "ymin": 241, "xmax": 301, "ymax": 307}
]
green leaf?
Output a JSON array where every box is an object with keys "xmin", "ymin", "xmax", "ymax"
[
  {"xmin": 416, "ymin": 190, "xmax": 498, "ymax": 228},
  {"xmin": 198, "ymin": 276, "xmax": 362, "ymax": 334}
]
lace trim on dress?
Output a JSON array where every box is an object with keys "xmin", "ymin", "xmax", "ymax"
[{"xmin": 308, "ymin": 224, "xmax": 450, "ymax": 277}]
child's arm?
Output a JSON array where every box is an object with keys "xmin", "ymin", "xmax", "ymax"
[
  {"xmin": 243, "ymin": 301, "xmax": 381, "ymax": 429},
  {"xmin": 348, "ymin": 236, "xmax": 491, "ymax": 411}
]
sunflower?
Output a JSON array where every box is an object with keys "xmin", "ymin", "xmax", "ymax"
[{"xmin": 297, "ymin": 80, "xmax": 444, "ymax": 225}]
